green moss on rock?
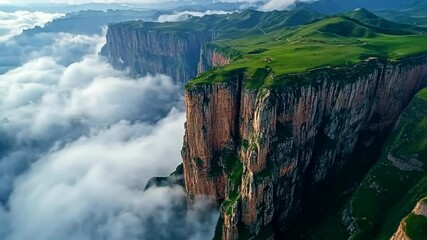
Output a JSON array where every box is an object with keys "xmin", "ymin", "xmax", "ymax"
[{"xmin": 404, "ymin": 212, "xmax": 427, "ymax": 240}]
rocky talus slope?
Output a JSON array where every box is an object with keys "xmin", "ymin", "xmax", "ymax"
[{"xmin": 182, "ymin": 56, "xmax": 427, "ymax": 239}]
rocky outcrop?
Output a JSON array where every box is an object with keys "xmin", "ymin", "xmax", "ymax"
[
  {"xmin": 182, "ymin": 56, "xmax": 427, "ymax": 239},
  {"xmin": 414, "ymin": 199, "xmax": 427, "ymax": 217},
  {"xmin": 198, "ymin": 45, "xmax": 233, "ymax": 75},
  {"xmin": 391, "ymin": 198, "xmax": 427, "ymax": 240},
  {"xmin": 144, "ymin": 164, "xmax": 185, "ymax": 190},
  {"xmin": 102, "ymin": 23, "xmax": 215, "ymax": 84},
  {"xmin": 391, "ymin": 222, "xmax": 411, "ymax": 240}
]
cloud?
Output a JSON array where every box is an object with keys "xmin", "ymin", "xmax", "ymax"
[
  {"xmin": 0, "ymin": 0, "xmax": 314, "ymax": 12},
  {"xmin": 0, "ymin": 11, "xmax": 63, "ymax": 42},
  {"xmin": 0, "ymin": 33, "xmax": 180, "ymax": 200},
  {"xmin": 158, "ymin": 10, "xmax": 232, "ymax": 22},
  {"xmin": 6, "ymin": 111, "xmax": 217, "ymax": 240},
  {"xmin": 0, "ymin": 0, "xmax": 177, "ymax": 4},
  {"xmin": 216, "ymin": 0, "xmax": 315, "ymax": 11},
  {"xmin": 0, "ymin": 31, "xmax": 104, "ymax": 74},
  {"xmin": 0, "ymin": 14, "xmax": 217, "ymax": 240},
  {"xmin": 259, "ymin": 0, "xmax": 315, "ymax": 11},
  {"xmin": 259, "ymin": 0, "xmax": 295, "ymax": 11}
]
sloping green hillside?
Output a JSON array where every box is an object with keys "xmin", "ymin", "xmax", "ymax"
[
  {"xmin": 345, "ymin": 8, "xmax": 426, "ymax": 34},
  {"xmin": 401, "ymin": 198, "xmax": 427, "ymax": 240},
  {"xmin": 400, "ymin": 212, "xmax": 427, "ymax": 240},
  {"xmin": 118, "ymin": 9, "xmax": 325, "ymax": 38},
  {"xmin": 375, "ymin": 3, "xmax": 427, "ymax": 27},
  {"xmin": 115, "ymin": 9, "xmax": 427, "ymax": 90},
  {"xmin": 188, "ymin": 10, "xmax": 427, "ymax": 89},
  {"xmin": 307, "ymin": 88, "xmax": 427, "ymax": 240}
]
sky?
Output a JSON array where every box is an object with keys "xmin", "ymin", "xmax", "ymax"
[
  {"xmin": 0, "ymin": 0, "xmax": 308, "ymax": 12},
  {"xmin": 1, "ymin": 0, "xmax": 204, "ymax": 4}
]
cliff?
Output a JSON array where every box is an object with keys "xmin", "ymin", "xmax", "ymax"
[
  {"xmin": 323, "ymin": 86, "xmax": 427, "ymax": 240},
  {"xmin": 100, "ymin": 9, "xmax": 427, "ymax": 239},
  {"xmin": 101, "ymin": 10, "xmax": 325, "ymax": 85},
  {"xmin": 391, "ymin": 198, "xmax": 427, "ymax": 240},
  {"xmin": 197, "ymin": 43, "xmax": 239, "ymax": 75},
  {"xmin": 182, "ymin": 56, "xmax": 427, "ymax": 239},
  {"xmin": 102, "ymin": 23, "xmax": 216, "ymax": 84}
]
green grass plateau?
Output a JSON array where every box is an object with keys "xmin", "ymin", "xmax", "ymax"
[
  {"xmin": 117, "ymin": 8, "xmax": 427, "ymax": 89},
  {"xmin": 187, "ymin": 8, "xmax": 427, "ymax": 89}
]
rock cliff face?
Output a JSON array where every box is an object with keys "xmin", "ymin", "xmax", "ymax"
[
  {"xmin": 182, "ymin": 56, "xmax": 427, "ymax": 239},
  {"xmin": 197, "ymin": 45, "xmax": 233, "ymax": 75},
  {"xmin": 391, "ymin": 198, "xmax": 427, "ymax": 240},
  {"xmin": 102, "ymin": 24, "xmax": 216, "ymax": 84}
]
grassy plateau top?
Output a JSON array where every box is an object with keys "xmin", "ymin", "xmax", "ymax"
[{"xmin": 118, "ymin": 8, "xmax": 427, "ymax": 89}]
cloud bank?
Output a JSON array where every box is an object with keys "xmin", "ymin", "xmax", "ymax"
[
  {"xmin": 0, "ymin": 10, "xmax": 98, "ymax": 73},
  {"xmin": 0, "ymin": 12, "xmax": 217, "ymax": 240},
  {"xmin": 0, "ymin": 11, "xmax": 63, "ymax": 42},
  {"xmin": 158, "ymin": 10, "xmax": 231, "ymax": 22},
  {"xmin": 217, "ymin": 0, "xmax": 315, "ymax": 11},
  {"xmin": 259, "ymin": 0, "xmax": 315, "ymax": 11}
]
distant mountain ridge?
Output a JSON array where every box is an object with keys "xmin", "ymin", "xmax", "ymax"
[
  {"xmin": 294, "ymin": 0, "xmax": 427, "ymax": 14},
  {"xmin": 101, "ymin": 9, "xmax": 325, "ymax": 83},
  {"xmin": 22, "ymin": 10, "xmax": 160, "ymax": 35}
]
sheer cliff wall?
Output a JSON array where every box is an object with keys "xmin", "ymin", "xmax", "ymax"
[{"xmin": 182, "ymin": 56, "xmax": 427, "ymax": 239}]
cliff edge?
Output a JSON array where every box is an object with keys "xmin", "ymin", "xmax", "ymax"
[{"xmin": 183, "ymin": 57, "xmax": 427, "ymax": 239}]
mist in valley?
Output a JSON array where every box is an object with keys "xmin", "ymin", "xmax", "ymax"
[{"xmin": 0, "ymin": 7, "xmax": 219, "ymax": 240}]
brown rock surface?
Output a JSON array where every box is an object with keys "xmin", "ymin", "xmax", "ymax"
[
  {"xmin": 183, "ymin": 56, "xmax": 427, "ymax": 239},
  {"xmin": 103, "ymin": 24, "xmax": 215, "ymax": 84},
  {"xmin": 391, "ymin": 198, "xmax": 427, "ymax": 240}
]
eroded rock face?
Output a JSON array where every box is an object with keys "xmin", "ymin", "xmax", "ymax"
[
  {"xmin": 182, "ymin": 56, "xmax": 427, "ymax": 239},
  {"xmin": 198, "ymin": 46, "xmax": 232, "ymax": 75},
  {"xmin": 103, "ymin": 24, "xmax": 215, "ymax": 84},
  {"xmin": 391, "ymin": 223, "xmax": 411, "ymax": 240},
  {"xmin": 391, "ymin": 198, "xmax": 427, "ymax": 240},
  {"xmin": 182, "ymin": 78, "xmax": 242, "ymax": 200},
  {"xmin": 414, "ymin": 199, "xmax": 427, "ymax": 217}
]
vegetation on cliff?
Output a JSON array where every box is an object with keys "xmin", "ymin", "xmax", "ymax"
[
  {"xmin": 107, "ymin": 8, "xmax": 427, "ymax": 89},
  {"xmin": 404, "ymin": 211, "xmax": 427, "ymax": 240},
  {"xmin": 105, "ymin": 9, "xmax": 324, "ymax": 84},
  {"xmin": 303, "ymin": 88, "xmax": 427, "ymax": 239}
]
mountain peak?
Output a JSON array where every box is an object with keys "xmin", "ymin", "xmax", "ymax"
[{"xmin": 347, "ymin": 7, "xmax": 380, "ymax": 20}]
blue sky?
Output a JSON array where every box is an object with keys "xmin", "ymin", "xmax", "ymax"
[
  {"xmin": 0, "ymin": 0, "xmax": 263, "ymax": 5},
  {"xmin": 0, "ymin": 0, "xmax": 302, "ymax": 12},
  {"xmin": 0, "ymin": 0, "xmax": 210, "ymax": 4}
]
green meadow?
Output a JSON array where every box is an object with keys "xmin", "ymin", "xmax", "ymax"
[{"xmin": 188, "ymin": 9, "xmax": 427, "ymax": 89}]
